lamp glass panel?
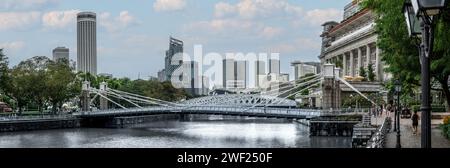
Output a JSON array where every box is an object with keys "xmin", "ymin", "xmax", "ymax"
[
  {"xmin": 412, "ymin": 0, "xmax": 421, "ymax": 15},
  {"xmin": 419, "ymin": 0, "xmax": 446, "ymax": 8}
]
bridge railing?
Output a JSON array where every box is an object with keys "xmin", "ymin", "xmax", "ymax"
[
  {"xmin": 366, "ymin": 117, "xmax": 391, "ymax": 148},
  {"xmin": 74, "ymin": 106, "xmax": 374, "ymax": 118}
]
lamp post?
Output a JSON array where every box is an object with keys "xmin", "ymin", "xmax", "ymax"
[
  {"xmin": 403, "ymin": 0, "xmax": 448, "ymax": 148},
  {"xmin": 395, "ymin": 80, "xmax": 402, "ymax": 148}
]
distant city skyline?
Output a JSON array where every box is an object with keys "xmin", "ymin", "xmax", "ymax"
[{"xmin": 0, "ymin": 0, "xmax": 350, "ymax": 79}]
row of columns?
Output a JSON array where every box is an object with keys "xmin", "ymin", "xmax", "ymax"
[{"xmin": 331, "ymin": 43, "xmax": 380, "ymax": 80}]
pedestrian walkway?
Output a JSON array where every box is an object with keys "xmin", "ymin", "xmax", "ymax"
[{"xmin": 384, "ymin": 116, "xmax": 450, "ymax": 148}]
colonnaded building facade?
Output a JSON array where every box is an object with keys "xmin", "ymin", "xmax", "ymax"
[{"xmin": 315, "ymin": 0, "xmax": 391, "ymax": 109}]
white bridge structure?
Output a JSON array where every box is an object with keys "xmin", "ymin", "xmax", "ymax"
[{"xmin": 74, "ymin": 64, "xmax": 373, "ymax": 119}]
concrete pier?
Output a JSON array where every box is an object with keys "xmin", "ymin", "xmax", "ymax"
[
  {"xmin": 309, "ymin": 116, "xmax": 361, "ymax": 137},
  {"xmin": 80, "ymin": 114, "xmax": 181, "ymax": 128}
]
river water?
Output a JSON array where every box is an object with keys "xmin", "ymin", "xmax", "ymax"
[{"xmin": 0, "ymin": 116, "xmax": 351, "ymax": 148}]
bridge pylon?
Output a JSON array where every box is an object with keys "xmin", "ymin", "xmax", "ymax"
[
  {"xmin": 81, "ymin": 81, "xmax": 91, "ymax": 111},
  {"xmin": 99, "ymin": 82, "xmax": 109, "ymax": 110},
  {"xmin": 322, "ymin": 64, "xmax": 341, "ymax": 111}
]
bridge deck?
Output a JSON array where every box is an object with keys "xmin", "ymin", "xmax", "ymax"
[{"xmin": 73, "ymin": 106, "xmax": 367, "ymax": 120}]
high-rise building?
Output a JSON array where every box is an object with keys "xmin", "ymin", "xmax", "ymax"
[
  {"xmin": 52, "ymin": 47, "xmax": 69, "ymax": 62},
  {"xmin": 280, "ymin": 73, "xmax": 290, "ymax": 83},
  {"xmin": 291, "ymin": 61, "xmax": 319, "ymax": 80},
  {"xmin": 222, "ymin": 59, "xmax": 247, "ymax": 90},
  {"xmin": 157, "ymin": 69, "xmax": 166, "ymax": 82},
  {"xmin": 223, "ymin": 59, "xmax": 235, "ymax": 89},
  {"xmin": 77, "ymin": 12, "xmax": 97, "ymax": 75},
  {"xmin": 255, "ymin": 60, "xmax": 266, "ymax": 88},
  {"xmin": 235, "ymin": 60, "xmax": 247, "ymax": 89},
  {"xmin": 165, "ymin": 37, "xmax": 183, "ymax": 81},
  {"xmin": 269, "ymin": 59, "xmax": 280, "ymax": 74}
]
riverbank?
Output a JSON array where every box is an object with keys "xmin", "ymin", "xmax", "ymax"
[{"xmin": 0, "ymin": 116, "xmax": 80, "ymax": 132}]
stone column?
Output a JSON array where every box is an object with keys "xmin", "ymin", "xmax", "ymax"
[
  {"xmin": 357, "ymin": 47, "xmax": 362, "ymax": 76},
  {"xmin": 366, "ymin": 44, "xmax": 371, "ymax": 68},
  {"xmin": 81, "ymin": 81, "xmax": 91, "ymax": 112},
  {"xmin": 99, "ymin": 82, "xmax": 109, "ymax": 110},
  {"xmin": 334, "ymin": 68, "xmax": 342, "ymax": 109},
  {"xmin": 322, "ymin": 64, "xmax": 335, "ymax": 111},
  {"xmin": 349, "ymin": 51, "xmax": 354, "ymax": 77},
  {"xmin": 376, "ymin": 45, "xmax": 381, "ymax": 81},
  {"xmin": 342, "ymin": 54, "xmax": 347, "ymax": 76}
]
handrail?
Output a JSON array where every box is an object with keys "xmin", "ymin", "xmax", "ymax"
[{"xmin": 366, "ymin": 117, "xmax": 391, "ymax": 148}]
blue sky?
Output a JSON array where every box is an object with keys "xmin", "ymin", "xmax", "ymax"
[{"xmin": 0, "ymin": 0, "xmax": 350, "ymax": 79}]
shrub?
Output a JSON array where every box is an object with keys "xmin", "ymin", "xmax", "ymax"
[
  {"xmin": 444, "ymin": 116, "xmax": 450, "ymax": 125},
  {"xmin": 441, "ymin": 116, "xmax": 450, "ymax": 139},
  {"xmin": 411, "ymin": 105, "xmax": 446, "ymax": 113}
]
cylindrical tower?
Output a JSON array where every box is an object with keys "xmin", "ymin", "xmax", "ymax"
[{"xmin": 77, "ymin": 12, "xmax": 97, "ymax": 75}]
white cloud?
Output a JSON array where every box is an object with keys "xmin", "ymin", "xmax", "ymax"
[
  {"xmin": 153, "ymin": 0, "xmax": 186, "ymax": 12},
  {"xmin": 0, "ymin": 41, "xmax": 26, "ymax": 51},
  {"xmin": 0, "ymin": 0, "xmax": 58, "ymax": 11},
  {"xmin": 0, "ymin": 12, "xmax": 41, "ymax": 31},
  {"xmin": 185, "ymin": 19, "xmax": 259, "ymax": 35},
  {"xmin": 260, "ymin": 27, "xmax": 283, "ymax": 39},
  {"xmin": 42, "ymin": 10, "xmax": 80, "ymax": 29},
  {"xmin": 305, "ymin": 9, "xmax": 342, "ymax": 26},
  {"xmin": 214, "ymin": 2, "xmax": 236, "ymax": 18},
  {"xmin": 100, "ymin": 11, "xmax": 139, "ymax": 33},
  {"xmin": 214, "ymin": 0, "xmax": 303, "ymax": 19},
  {"xmin": 269, "ymin": 38, "xmax": 320, "ymax": 53}
]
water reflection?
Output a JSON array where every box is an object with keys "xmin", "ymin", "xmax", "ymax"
[{"xmin": 0, "ymin": 116, "xmax": 351, "ymax": 148}]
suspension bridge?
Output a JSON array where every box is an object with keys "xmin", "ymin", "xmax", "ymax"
[{"xmin": 73, "ymin": 64, "xmax": 374, "ymax": 121}]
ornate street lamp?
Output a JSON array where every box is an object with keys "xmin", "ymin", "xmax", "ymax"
[
  {"xmin": 403, "ymin": 0, "xmax": 448, "ymax": 148},
  {"xmin": 411, "ymin": 0, "xmax": 448, "ymax": 16},
  {"xmin": 395, "ymin": 80, "xmax": 402, "ymax": 148}
]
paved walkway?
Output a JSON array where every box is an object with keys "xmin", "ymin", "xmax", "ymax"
[{"xmin": 381, "ymin": 113, "xmax": 450, "ymax": 148}]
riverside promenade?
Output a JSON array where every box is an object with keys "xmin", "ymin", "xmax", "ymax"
[{"xmin": 382, "ymin": 113, "xmax": 450, "ymax": 148}]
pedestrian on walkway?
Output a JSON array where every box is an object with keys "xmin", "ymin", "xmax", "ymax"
[
  {"xmin": 411, "ymin": 111, "xmax": 419, "ymax": 135},
  {"xmin": 386, "ymin": 104, "xmax": 392, "ymax": 117}
]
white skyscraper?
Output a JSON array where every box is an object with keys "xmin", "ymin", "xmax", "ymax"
[
  {"xmin": 269, "ymin": 59, "xmax": 280, "ymax": 74},
  {"xmin": 255, "ymin": 60, "xmax": 266, "ymax": 88},
  {"xmin": 77, "ymin": 12, "xmax": 97, "ymax": 75},
  {"xmin": 235, "ymin": 60, "xmax": 247, "ymax": 89},
  {"xmin": 223, "ymin": 59, "xmax": 235, "ymax": 89}
]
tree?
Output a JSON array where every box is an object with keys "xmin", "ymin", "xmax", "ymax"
[
  {"xmin": 11, "ymin": 56, "xmax": 50, "ymax": 113},
  {"xmin": 0, "ymin": 49, "xmax": 16, "ymax": 109},
  {"xmin": 359, "ymin": 66, "xmax": 367, "ymax": 81},
  {"xmin": 364, "ymin": 0, "xmax": 450, "ymax": 110},
  {"xmin": 45, "ymin": 59, "xmax": 80, "ymax": 114},
  {"xmin": 0, "ymin": 49, "xmax": 9, "ymax": 93}
]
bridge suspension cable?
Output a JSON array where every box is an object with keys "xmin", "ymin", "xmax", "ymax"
[{"xmin": 108, "ymin": 89, "xmax": 181, "ymax": 107}]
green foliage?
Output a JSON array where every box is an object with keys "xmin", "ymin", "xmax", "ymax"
[
  {"xmin": 364, "ymin": 0, "xmax": 450, "ymax": 110},
  {"xmin": 412, "ymin": 104, "xmax": 447, "ymax": 113},
  {"xmin": 334, "ymin": 58, "xmax": 343, "ymax": 69},
  {"xmin": 359, "ymin": 66, "xmax": 367, "ymax": 81},
  {"xmin": 440, "ymin": 116, "xmax": 450, "ymax": 139},
  {"xmin": 45, "ymin": 59, "xmax": 80, "ymax": 113},
  {"xmin": 343, "ymin": 93, "xmax": 385, "ymax": 108},
  {"xmin": 0, "ymin": 49, "xmax": 9, "ymax": 93}
]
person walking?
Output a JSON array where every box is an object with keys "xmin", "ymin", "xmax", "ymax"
[{"xmin": 411, "ymin": 111, "xmax": 419, "ymax": 135}]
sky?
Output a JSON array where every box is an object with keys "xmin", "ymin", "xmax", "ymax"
[{"xmin": 0, "ymin": 0, "xmax": 350, "ymax": 80}]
